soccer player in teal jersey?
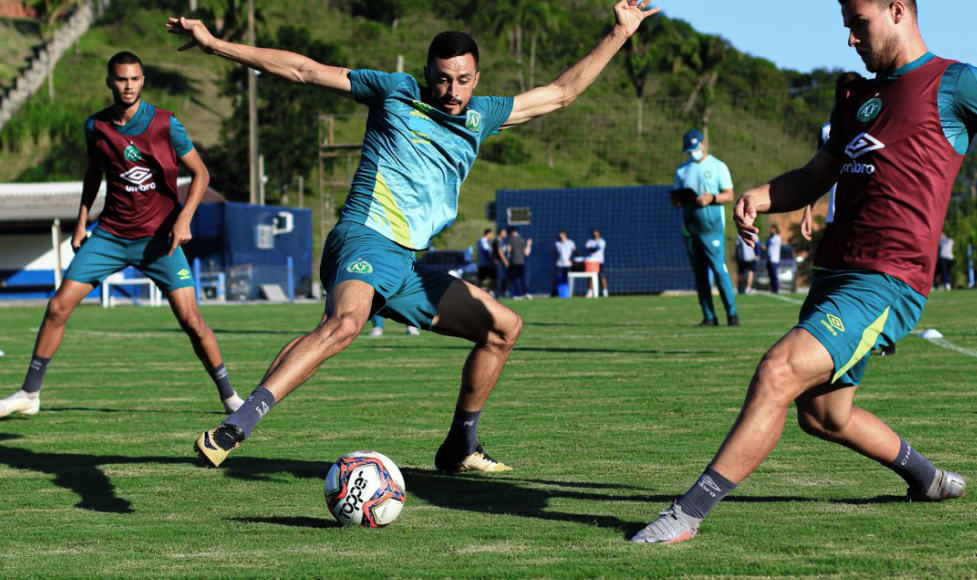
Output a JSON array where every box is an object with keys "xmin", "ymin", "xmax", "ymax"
[
  {"xmin": 167, "ymin": 1, "xmax": 662, "ymax": 472},
  {"xmin": 673, "ymin": 129, "xmax": 738, "ymax": 326},
  {"xmin": 633, "ymin": 0, "xmax": 972, "ymax": 544}
]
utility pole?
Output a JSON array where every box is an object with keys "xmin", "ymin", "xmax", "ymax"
[{"xmin": 247, "ymin": 0, "xmax": 259, "ymax": 205}]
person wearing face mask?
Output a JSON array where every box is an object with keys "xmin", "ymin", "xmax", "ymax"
[{"xmin": 671, "ymin": 129, "xmax": 739, "ymax": 327}]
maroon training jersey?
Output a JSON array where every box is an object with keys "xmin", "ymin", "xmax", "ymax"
[
  {"xmin": 90, "ymin": 106, "xmax": 181, "ymax": 239},
  {"xmin": 815, "ymin": 57, "xmax": 964, "ymax": 297}
]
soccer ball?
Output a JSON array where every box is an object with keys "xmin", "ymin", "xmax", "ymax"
[{"xmin": 324, "ymin": 451, "xmax": 406, "ymax": 527}]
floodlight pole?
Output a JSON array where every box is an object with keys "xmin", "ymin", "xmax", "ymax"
[{"xmin": 247, "ymin": 0, "xmax": 259, "ymax": 205}]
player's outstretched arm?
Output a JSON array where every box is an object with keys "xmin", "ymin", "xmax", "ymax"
[
  {"xmin": 165, "ymin": 17, "xmax": 352, "ymax": 97},
  {"xmin": 502, "ymin": 0, "xmax": 659, "ymax": 129},
  {"xmin": 734, "ymin": 150, "xmax": 842, "ymax": 247}
]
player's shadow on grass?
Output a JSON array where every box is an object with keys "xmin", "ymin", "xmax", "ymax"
[{"xmin": 0, "ymin": 434, "xmax": 331, "ymax": 516}]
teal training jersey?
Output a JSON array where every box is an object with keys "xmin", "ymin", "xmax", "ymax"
[
  {"xmin": 824, "ymin": 53, "xmax": 977, "ymax": 156},
  {"xmin": 674, "ymin": 154, "xmax": 733, "ymax": 236},
  {"xmin": 341, "ymin": 70, "xmax": 513, "ymax": 250}
]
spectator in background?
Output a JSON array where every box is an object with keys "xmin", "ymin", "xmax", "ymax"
[
  {"xmin": 476, "ymin": 228, "xmax": 495, "ymax": 293},
  {"xmin": 673, "ymin": 129, "xmax": 738, "ymax": 325},
  {"xmin": 368, "ymin": 315, "xmax": 421, "ymax": 337},
  {"xmin": 734, "ymin": 233, "xmax": 757, "ymax": 294},
  {"xmin": 552, "ymin": 230, "xmax": 576, "ymax": 296},
  {"xmin": 938, "ymin": 230, "xmax": 954, "ymax": 290},
  {"xmin": 585, "ymin": 229, "xmax": 609, "ymax": 298},
  {"xmin": 764, "ymin": 225, "xmax": 782, "ymax": 294},
  {"xmin": 492, "ymin": 227, "xmax": 509, "ymax": 299},
  {"xmin": 506, "ymin": 226, "xmax": 532, "ymax": 300}
]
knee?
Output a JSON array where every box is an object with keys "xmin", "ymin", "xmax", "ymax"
[
  {"xmin": 179, "ymin": 312, "xmax": 209, "ymax": 338},
  {"xmin": 751, "ymin": 350, "xmax": 802, "ymax": 408},
  {"xmin": 485, "ymin": 311, "xmax": 522, "ymax": 352},
  {"xmin": 317, "ymin": 314, "xmax": 361, "ymax": 348},
  {"xmin": 45, "ymin": 296, "xmax": 74, "ymax": 324}
]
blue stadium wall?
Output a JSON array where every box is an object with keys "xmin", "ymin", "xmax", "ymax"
[
  {"xmin": 495, "ymin": 186, "xmax": 694, "ymax": 295},
  {"xmin": 184, "ymin": 203, "xmax": 314, "ymax": 300}
]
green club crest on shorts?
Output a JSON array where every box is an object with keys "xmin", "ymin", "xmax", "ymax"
[
  {"xmin": 346, "ymin": 260, "xmax": 374, "ymax": 275},
  {"xmin": 857, "ymin": 98, "xmax": 883, "ymax": 122},
  {"xmin": 124, "ymin": 145, "xmax": 143, "ymax": 162},
  {"xmin": 466, "ymin": 110, "xmax": 482, "ymax": 132}
]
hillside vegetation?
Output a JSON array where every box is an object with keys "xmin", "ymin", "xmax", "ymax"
[{"xmin": 0, "ymin": 0, "xmax": 910, "ymax": 256}]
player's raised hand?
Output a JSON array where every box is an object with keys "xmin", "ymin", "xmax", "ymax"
[
  {"xmin": 734, "ymin": 194, "xmax": 760, "ymax": 247},
  {"xmin": 165, "ymin": 17, "xmax": 216, "ymax": 54},
  {"xmin": 614, "ymin": 0, "xmax": 661, "ymax": 36}
]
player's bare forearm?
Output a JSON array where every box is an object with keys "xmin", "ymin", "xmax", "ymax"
[
  {"xmin": 503, "ymin": 1, "xmax": 658, "ymax": 128},
  {"xmin": 735, "ymin": 151, "xmax": 841, "ymax": 245},
  {"xmin": 177, "ymin": 149, "xmax": 210, "ymax": 224},
  {"xmin": 214, "ymin": 40, "xmax": 351, "ymax": 94},
  {"xmin": 165, "ymin": 17, "xmax": 351, "ymax": 95}
]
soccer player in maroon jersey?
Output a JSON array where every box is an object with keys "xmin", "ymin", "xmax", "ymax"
[
  {"xmin": 633, "ymin": 0, "xmax": 972, "ymax": 544},
  {"xmin": 0, "ymin": 52, "xmax": 243, "ymax": 419}
]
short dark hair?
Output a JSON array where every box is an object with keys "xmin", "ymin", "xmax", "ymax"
[
  {"xmin": 837, "ymin": 0, "xmax": 917, "ymax": 18},
  {"xmin": 483, "ymin": 228, "xmax": 492, "ymax": 235},
  {"xmin": 428, "ymin": 31, "xmax": 479, "ymax": 69},
  {"xmin": 507, "ymin": 226, "xmax": 518, "ymax": 234},
  {"xmin": 107, "ymin": 51, "xmax": 143, "ymax": 76}
]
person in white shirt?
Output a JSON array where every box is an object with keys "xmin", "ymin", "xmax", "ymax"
[
  {"xmin": 584, "ymin": 229, "xmax": 608, "ymax": 297},
  {"xmin": 938, "ymin": 230, "xmax": 954, "ymax": 290},
  {"xmin": 763, "ymin": 225, "xmax": 782, "ymax": 294},
  {"xmin": 552, "ymin": 230, "xmax": 576, "ymax": 296}
]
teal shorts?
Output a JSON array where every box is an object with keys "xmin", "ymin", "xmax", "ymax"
[
  {"xmin": 796, "ymin": 269, "xmax": 926, "ymax": 386},
  {"xmin": 64, "ymin": 227, "xmax": 194, "ymax": 292},
  {"xmin": 319, "ymin": 222, "xmax": 456, "ymax": 330}
]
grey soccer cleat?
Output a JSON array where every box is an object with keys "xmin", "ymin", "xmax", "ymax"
[
  {"xmin": 907, "ymin": 470, "xmax": 967, "ymax": 502},
  {"xmin": 630, "ymin": 503, "xmax": 702, "ymax": 544}
]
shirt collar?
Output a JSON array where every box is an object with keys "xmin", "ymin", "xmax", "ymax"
[{"xmin": 877, "ymin": 52, "xmax": 935, "ymax": 80}]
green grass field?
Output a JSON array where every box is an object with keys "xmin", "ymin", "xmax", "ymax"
[{"xmin": 0, "ymin": 292, "xmax": 975, "ymax": 579}]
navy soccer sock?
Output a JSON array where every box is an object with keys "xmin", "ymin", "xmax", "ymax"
[
  {"xmin": 676, "ymin": 466, "xmax": 738, "ymax": 520},
  {"xmin": 889, "ymin": 438, "xmax": 938, "ymax": 494},
  {"xmin": 21, "ymin": 355, "xmax": 51, "ymax": 395},
  {"xmin": 444, "ymin": 406, "xmax": 482, "ymax": 455},
  {"xmin": 224, "ymin": 386, "xmax": 276, "ymax": 439},
  {"xmin": 208, "ymin": 362, "xmax": 236, "ymax": 401}
]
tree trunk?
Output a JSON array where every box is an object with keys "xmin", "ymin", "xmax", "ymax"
[
  {"xmin": 683, "ymin": 75, "xmax": 707, "ymax": 115},
  {"xmin": 529, "ymin": 32, "xmax": 537, "ymax": 88},
  {"xmin": 516, "ymin": 24, "xmax": 524, "ymax": 93},
  {"xmin": 636, "ymin": 96, "xmax": 643, "ymax": 135}
]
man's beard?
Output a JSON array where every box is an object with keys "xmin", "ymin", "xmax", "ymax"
[{"xmin": 864, "ymin": 32, "xmax": 900, "ymax": 73}]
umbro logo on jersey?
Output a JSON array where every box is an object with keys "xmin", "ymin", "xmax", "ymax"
[
  {"xmin": 845, "ymin": 133, "xmax": 885, "ymax": 159},
  {"xmin": 842, "ymin": 133, "xmax": 884, "ymax": 176},
  {"xmin": 120, "ymin": 166, "xmax": 154, "ymax": 185}
]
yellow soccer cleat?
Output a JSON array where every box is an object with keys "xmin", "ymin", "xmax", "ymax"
[
  {"xmin": 435, "ymin": 443, "xmax": 513, "ymax": 473},
  {"xmin": 194, "ymin": 423, "xmax": 244, "ymax": 468}
]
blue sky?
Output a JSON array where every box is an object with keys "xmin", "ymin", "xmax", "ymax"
[{"xmin": 653, "ymin": 0, "xmax": 977, "ymax": 73}]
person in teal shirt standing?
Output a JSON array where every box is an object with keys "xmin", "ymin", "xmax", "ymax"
[{"xmin": 673, "ymin": 129, "xmax": 739, "ymax": 326}]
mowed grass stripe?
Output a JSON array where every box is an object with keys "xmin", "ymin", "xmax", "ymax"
[{"xmin": 0, "ymin": 292, "xmax": 973, "ymax": 579}]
